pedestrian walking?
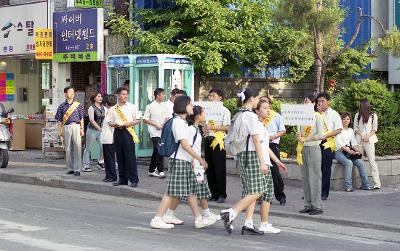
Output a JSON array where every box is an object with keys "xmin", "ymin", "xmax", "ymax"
[
  {"xmin": 220, "ymin": 88, "xmax": 269, "ymax": 234},
  {"xmin": 107, "ymin": 87, "xmax": 140, "ymax": 187},
  {"xmin": 56, "ymin": 86, "xmax": 85, "ymax": 176},
  {"xmin": 259, "ymin": 96, "xmax": 287, "ymax": 205},
  {"xmin": 354, "ymin": 99, "xmax": 381, "ymax": 189},
  {"xmin": 317, "ymin": 92, "xmax": 342, "ymax": 200},
  {"xmin": 144, "ymin": 88, "xmax": 170, "ymax": 178},
  {"xmin": 150, "ymin": 96, "xmax": 215, "ymax": 229},
  {"xmin": 101, "ymin": 95, "xmax": 117, "ymax": 182},
  {"xmin": 82, "ymin": 92, "xmax": 105, "ymax": 172},
  {"xmin": 203, "ymin": 88, "xmax": 231, "ymax": 203},
  {"xmin": 335, "ymin": 112, "xmax": 372, "ymax": 192},
  {"xmin": 242, "ymin": 99, "xmax": 287, "ymax": 235},
  {"xmin": 297, "ymin": 94, "xmax": 325, "ymax": 215}
]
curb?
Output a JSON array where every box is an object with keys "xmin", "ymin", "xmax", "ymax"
[{"xmin": 0, "ymin": 172, "xmax": 399, "ymax": 233}]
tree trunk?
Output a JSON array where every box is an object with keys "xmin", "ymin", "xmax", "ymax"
[
  {"xmin": 313, "ymin": 0, "xmax": 324, "ymax": 93},
  {"xmin": 320, "ymin": 64, "xmax": 327, "ymax": 92}
]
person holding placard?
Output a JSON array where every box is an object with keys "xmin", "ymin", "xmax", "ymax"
[
  {"xmin": 203, "ymin": 88, "xmax": 231, "ymax": 203},
  {"xmin": 259, "ymin": 96, "xmax": 287, "ymax": 205},
  {"xmin": 316, "ymin": 92, "xmax": 343, "ymax": 200}
]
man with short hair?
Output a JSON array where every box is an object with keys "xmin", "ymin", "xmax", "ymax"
[
  {"xmin": 56, "ymin": 86, "xmax": 85, "ymax": 176},
  {"xmin": 144, "ymin": 88, "xmax": 170, "ymax": 178},
  {"xmin": 260, "ymin": 96, "xmax": 287, "ymax": 205},
  {"xmin": 316, "ymin": 92, "xmax": 343, "ymax": 200},
  {"xmin": 107, "ymin": 87, "xmax": 141, "ymax": 187}
]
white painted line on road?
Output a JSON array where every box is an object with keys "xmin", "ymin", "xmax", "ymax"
[
  {"xmin": 0, "ymin": 232, "xmax": 98, "ymax": 251},
  {"xmin": 0, "ymin": 207, "xmax": 14, "ymax": 212},
  {"xmin": 0, "ymin": 219, "xmax": 47, "ymax": 232},
  {"xmin": 24, "ymin": 204, "xmax": 73, "ymax": 213},
  {"xmin": 137, "ymin": 211, "xmax": 156, "ymax": 214}
]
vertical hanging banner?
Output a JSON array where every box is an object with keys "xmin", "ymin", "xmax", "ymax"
[
  {"xmin": 0, "ymin": 73, "xmax": 14, "ymax": 101},
  {"xmin": 53, "ymin": 8, "xmax": 104, "ymax": 62},
  {"xmin": 35, "ymin": 28, "xmax": 53, "ymax": 60},
  {"xmin": 67, "ymin": 0, "xmax": 103, "ymax": 8}
]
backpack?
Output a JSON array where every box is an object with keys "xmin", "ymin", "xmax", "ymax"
[
  {"xmin": 225, "ymin": 109, "xmax": 252, "ymax": 156},
  {"xmin": 157, "ymin": 116, "xmax": 180, "ymax": 158}
]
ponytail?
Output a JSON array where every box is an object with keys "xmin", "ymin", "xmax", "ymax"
[{"xmin": 236, "ymin": 87, "xmax": 259, "ymax": 107}]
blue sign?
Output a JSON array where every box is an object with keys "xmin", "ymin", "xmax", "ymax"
[
  {"xmin": 53, "ymin": 9, "xmax": 102, "ymax": 62},
  {"xmin": 108, "ymin": 56, "xmax": 130, "ymax": 67},
  {"xmin": 164, "ymin": 57, "xmax": 192, "ymax": 64},
  {"xmin": 136, "ymin": 56, "xmax": 158, "ymax": 65}
]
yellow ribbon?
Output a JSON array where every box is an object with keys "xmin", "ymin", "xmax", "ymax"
[
  {"xmin": 296, "ymin": 125, "xmax": 313, "ymax": 165},
  {"xmin": 115, "ymin": 105, "xmax": 140, "ymax": 143},
  {"xmin": 321, "ymin": 115, "xmax": 336, "ymax": 151},
  {"xmin": 59, "ymin": 101, "xmax": 80, "ymax": 147},
  {"xmin": 208, "ymin": 120, "xmax": 225, "ymax": 150},
  {"xmin": 280, "ymin": 152, "xmax": 288, "ymax": 159},
  {"xmin": 262, "ymin": 110, "xmax": 277, "ymax": 127}
]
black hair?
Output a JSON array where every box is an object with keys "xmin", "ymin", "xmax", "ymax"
[
  {"xmin": 116, "ymin": 87, "xmax": 129, "ymax": 94},
  {"xmin": 237, "ymin": 87, "xmax": 259, "ymax": 107},
  {"xmin": 104, "ymin": 95, "xmax": 117, "ymax": 107},
  {"xmin": 187, "ymin": 105, "xmax": 203, "ymax": 126},
  {"xmin": 305, "ymin": 94, "xmax": 316, "ymax": 103},
  {"xmin": 260, "ymin": 96, "xmax": 271, "ymax": 104},
  {"xmin": 90, "ymin": 92, "xmax": 102, "ymax": 103},
  {"xmin": 173, "ymin": 95, "xmax": 191, "ymax": 114},
  {"xmin": 178, "ymin": 89, "xmax": 187, "ymax": 96},
  {"xmin": 209, "ymin": 88, "xmax": 224, "ymax": 100},
  {"xmin": 64, "ymin": 86, "xmax": 75, "ymax": 93},
  {"xmin": 316, "ymin": 91, "xmax": 331, "ymax": 101},
  {"xmin": 171, "ymin": 88, "xmax": 180, "ymax": 96},
  {"xmin": 124, "ymin": 80, "xmax": 130, "ymax": 86},
  {"xmin": 154, "ymin": 88, "xmax": 165, "ymax": 97}
]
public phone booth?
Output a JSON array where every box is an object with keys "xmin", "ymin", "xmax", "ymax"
[{"xmin": 107, "ymin": 54, "xmax": 194, "ymax": 157}]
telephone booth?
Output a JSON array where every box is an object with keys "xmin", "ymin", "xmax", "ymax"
[{"xmin": 107, "ymin": 54, "xmax": 194, "ymax": 157}]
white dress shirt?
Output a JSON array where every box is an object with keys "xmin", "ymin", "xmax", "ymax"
[
  {"xmin": 107, "ymin": 102, "xmax": 138, "ymax": 125},
  {"xmin": 336, "ymin": 128, "xmax": 358, "ymax": 150},
  {"xmin": 144, "ymin": 100, "xmax": 170, "ymax": 138},
  {"xmin": 322, "ymin": 107, "xmax": 343, "ymax": 132}
]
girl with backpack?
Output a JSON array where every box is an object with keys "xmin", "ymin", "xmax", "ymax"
[
  {"xmin": 163, "ymin": 105, "xmax": 221, "ymax": 226},
  {"xmin": 241, "ymin": 99, "xmax": 288, "ymax": 235},
  {"xmin": 220, "ymin": 88, "xmax": 270, "ymax": 234},
  {"xmin": 150, "ymin": 96, "xmax": 216, "ymax": 229}
]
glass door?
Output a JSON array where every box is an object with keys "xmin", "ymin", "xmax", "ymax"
[
  {"xmin": 109, "ymin": 67, "xmax": 129, "ymax": 95},
  {"xmin": 137, "ymin": 67, "xmax": 158, "ymax": 157}
]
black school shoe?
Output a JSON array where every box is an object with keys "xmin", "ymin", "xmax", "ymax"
[
  {"xmin": 66, "ymin": 171, "xmax": 74, "ymax": 175},
  {"xmin": 241, "ymin": 226, "xmax": 264, "ymax": 235},
  {"xmin": 299, "ymin": 207, "xmax": 313, "ymax": 214},
  {"xmin": 220, "ymin": 212, "xmax": 233, "ymax": 234},
  {"xmin": 309, "ymin": 208, "xmax": 323, "ymax": 215}
]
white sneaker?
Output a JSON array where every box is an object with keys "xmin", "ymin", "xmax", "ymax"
[
  {"xmin": 204, "ymin": 212, "xmax": 221, "ymax": 222},
  {"xmin": 159, "ymin": 172, "xmax": 166, "ymax": 179},
  {"xmin": 258, "ymin": 223, "xmax": 281, "ymax": 234},
  {"xmin": 150, "ymin": 217, "xmax": 174, "ymax": 229},
  {"xmin": 202, "ymin": 215, "xmax": 218, "ymax": 226},
  {"xmin": 148, "ymin": 171, "xmax": 160, "ymax": 177},
  {"xmin": 162, "ymin": 214, "xmax": 184, "ymax": 225},
  {"xmin": 195, "ymin": 217, "xmax": 217, "ymax": 229}
]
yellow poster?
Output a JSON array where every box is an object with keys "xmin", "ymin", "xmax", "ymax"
[{"xmin": 35, "ymin": 28, "xmax": 53, "ymax": 60}]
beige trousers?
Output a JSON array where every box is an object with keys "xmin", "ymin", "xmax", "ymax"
[{"xmin": 358, "ymin": 143, "xmax": 381, "ymax": 188}]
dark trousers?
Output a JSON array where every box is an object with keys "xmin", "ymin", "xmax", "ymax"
[
  {"xmin": 204, "ymin": 137, "xmax": 227, "ymax": 199},
  {"xmin": 103, "ymin": 144, "xmax": 117, "ymax": 180},
  {"xmin": 114, "ymin": 128, "xmax": 138, "ymax": 184},
  {"xmin": 269, "ymin": 143, "xmax": 286, "ymax": 201},
  {"xmin": 321, "ymin": 145, "xmax": 334, "ymax": 198},
  {"xmin": 149, "ymin": 137, "xmax": 164, "ymax": 173}
]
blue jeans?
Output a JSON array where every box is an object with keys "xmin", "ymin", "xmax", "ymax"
[
  {"xmin": 82, "ymin": 128, "xmax": 103, "ymax": 168},
  {"xmin": 335, "ymin": 150, "xmax": 370, "ymax": 189}
]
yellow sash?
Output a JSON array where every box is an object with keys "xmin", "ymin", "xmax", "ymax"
[
  {"xmin": 115, "ymin": 105, "xmax": 140, "ymax": 143},
  {"xmin": 321, "ymin": 115, "xmax": 336, "ymax": 151},
  {"xmin": 296, "ymin": 125, "xmax": 313, "ymax": 165},
  {"xmin": 59, "ymin": 101, "xmax": 80, "ymax": 147},
  {"xmin": 262, "ymin": 110, "xmax": 277, "ymax": 127},
  {"xmin": 208, "ymin": 120, "xmax": 225, "ymax": 150}
]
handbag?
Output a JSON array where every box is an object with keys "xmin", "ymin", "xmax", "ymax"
[{"xmin": 343, "ymin": 145, "xmax": 362, "ymax": 160}]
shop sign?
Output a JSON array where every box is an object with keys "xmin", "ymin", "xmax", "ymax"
[
  {"xmin": 35, "ymin": 28, "xmax": 53, "ymax": 60},
  {"xmin": 164, "ymin": 57, "xmax": 192, "ymax": 65},
  {"xmin": 0, "ymin": 73, "xmax": 15, "ymax": 102},
  {"xmin": 136, "ymin": 56, "xmax": 158, "ymax": 65},
  {"xmin": 67, "ymin": 0, "xmax": 103, "ymax": 8},
  {"xmin": 108, "ymin": 56, "xmax": 130, "ymax": 68},
  {"xmin": 0, "ymin": 2, "xmax": 47, "ymax": 56},
  {"xmin": 53, "ymin": 9, "xmax": 104, "ymax": 62}
]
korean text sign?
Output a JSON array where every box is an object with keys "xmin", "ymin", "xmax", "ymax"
[
  {"xmin": 0, "ymin": 73, "xmax": 15, "ymax": 102},
  {"xmin": 193, "ymin": 102, "xmax": 224, "ymax": 122},
  {"xmin": 67, "ymin": 0, "xmax": 103, "ymax": 8},
  {"xmin": 281, "ymin": 104, "xmax": 315, "ymax": 126},
  {"xmin": 35, "ymin": 29, "xmax": 53, "ymax": 60},
  {"xmin": 53, "ymin": 9, "xmax": 104, "ymax": 62},
  {"xmin": 0, "ymin": 2, "xmax": 47, "ymax": 56}
]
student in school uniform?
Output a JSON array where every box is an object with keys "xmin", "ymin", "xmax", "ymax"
[
  {"xmin": 150, "ymin": 96, "xmax": 216, "ymax": 229},
  {"xmin": 220, "ymin": 88, "xmax": 269, "ymax": 234},
  {"xmin": 241, "ymin": 99, "xmax": 287, "ymax": 235}
]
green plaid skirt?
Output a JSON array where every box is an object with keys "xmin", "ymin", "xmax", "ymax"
[
  {"xmin": 195, "ymin": 175, "xmax": 212, "ymax": 200},
  {"xmin": 261, "ymin": 168, "xmax": 274, "ymax": 202},
  {"xmin": 166, "ymin": 159, "xmax": 197, "ymax": 197},
  {"xmin": 238, "ymin": 151, "xmax": 267, "ymax": 197}
]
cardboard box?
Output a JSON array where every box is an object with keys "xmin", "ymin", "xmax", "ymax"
[
  {"xmin": 25, "ymin": 119, "xmax": 45, "ymax": 149},
  {"xmin": 10, "ymin": 119, "xmax": 25, "ymax": 151}
]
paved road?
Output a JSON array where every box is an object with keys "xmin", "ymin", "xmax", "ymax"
[{"xmin": 0, "ymin": 182, "xmax": 398, "ymax": 251}]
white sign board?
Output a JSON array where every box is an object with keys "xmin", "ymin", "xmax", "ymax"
[
  {"xmin": 281, "ymin": 104, "xmax": 315, "ymax": 126},
  {"xmin": 193, "ymin": 101, "xmax": 224, "ymax": 122},
  {"xmin": 0, "ymin": 2, "xmax": 47, "ymax": 56}
]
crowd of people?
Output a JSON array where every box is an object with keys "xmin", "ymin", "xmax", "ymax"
[{"xmin": 55, "ymin": 85, "xmax": 381, "ymax": 235}]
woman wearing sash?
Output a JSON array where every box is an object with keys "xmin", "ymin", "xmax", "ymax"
[
  {"xmin": 297, "ymin": 94, "xmax": 325, "ymax": 215},
  {"xmin": 55, "ymin": 86, "xmax": 85, "ymax": 176}
]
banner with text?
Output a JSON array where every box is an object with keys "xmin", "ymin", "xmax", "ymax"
[
  {"xmin": 193, "ymin": 101, "xmax": 224, "ymax": 122},
  {"xmin": 281, "ymin": 104, "xmax": 315, "ymax": 126},
  {"xmin": 35, "ymin": 28, "xmax": 53, "ymax": 60},
  {"xmin": 0, "ymin": 73, "xmax": 15, "ymax": 102}
]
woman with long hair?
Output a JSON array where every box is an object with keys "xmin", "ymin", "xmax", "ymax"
[{"xmin": 354, "ymin": 99, "xmax": 380, "ymax": 189}]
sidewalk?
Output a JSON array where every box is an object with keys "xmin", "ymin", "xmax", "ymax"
[{"xmin": 2, "ymin": 150, "xmax": 400, "ymax": 232}]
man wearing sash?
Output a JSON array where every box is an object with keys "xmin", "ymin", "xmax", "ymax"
[
  {"xmin": 316, "ymin": 92, "xmax": 342, "ymax": 200},
  {"xmin": 55, "ymin": 86, "xmax": 85, "ymax": 176},
  {"xmin": 204, "ymin": 88, "xmax": 231, "ymax": 203},
  {"xmin": 107, "ymin": 87, "xmax": 141, "ymax": 187},
  {"xmin": 260, "ymin": 96, "xmax": 287, "ymax": 205}
]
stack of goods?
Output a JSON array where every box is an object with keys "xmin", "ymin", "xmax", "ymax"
[{"xmin": 42, "ymin": 116, "xmax": 64, "ymax": 158}]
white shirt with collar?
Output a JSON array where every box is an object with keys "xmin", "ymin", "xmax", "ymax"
[
  {"xmin": 166, "ymin": 100, "xmax": 174, "ymax": 117},
  {"xmin": 144, "ymin": 100, "xmax": 170, "ymax": 138},
  {"xmin": 107, "ymin": 102, "xmax": 138, "ymax": 125},
  {"xmin": 171, "ymin": 117, "xmax": 192, "ymax": 162},
  {"xmin": 101, "ymin": 107, "xmax": 114, "ymax": 144},
  {"xmin": 336, "ymin": 127, "xmax": 358, "ymax": 150},
  {"xmin": 207, "ymin": 106, "xmax": 231, "ymax": 137},
  {"xmin": 322, "ymin": 107, "xmax": 343, "ymax": 132}
]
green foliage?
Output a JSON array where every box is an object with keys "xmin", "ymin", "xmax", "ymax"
[
  {"xmin": 280, "ymin": 131, "xmax": 297, "ymax": 157},
  {"xmin": 223, "ymin": 98, "xmax": 239, "ymax": 116},
  {"xmin": 378, "ymin": 28, "xmax": 400, "ymax": 57},
  {"xmin": 375, "ymin": 127, "xmax": 400, "ymax": 156},
  {"xmin": 331, "ymin": 80, "xmax": 399, "ymax": 129}
]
